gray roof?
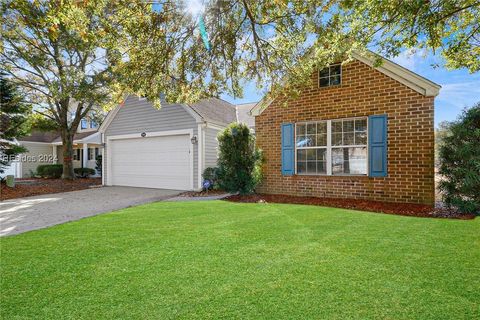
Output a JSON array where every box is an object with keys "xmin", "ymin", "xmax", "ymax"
[
  {"xmin": 189, "ymin": 98, "xmax": 236, "ymax": 126},
  {"xmin": 19, "ymin": 131, "xmax": 59, "ymax": 143},
  {"xmin": 51, "ymin": 131, "xmax": 98, "ymax": 143},
  {"xmin": 235, "ymin": 102, "xmax": 257, "ymax": 128}
]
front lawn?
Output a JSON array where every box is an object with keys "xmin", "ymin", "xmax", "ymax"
[{"xmin": 1, "ymin": 201, "xmax": 479, "ymax": 319}]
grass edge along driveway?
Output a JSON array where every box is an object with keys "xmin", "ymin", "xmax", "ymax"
[{"xmin": 1, "ymin": 201, "xmax": 479, "ymax": 319}]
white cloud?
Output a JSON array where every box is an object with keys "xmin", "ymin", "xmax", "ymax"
[
  {"xmin": 437, "ymin": 79, "xmax": 480, "ymax": 110},
  {"xmin": 392, "ymin": 48, "xmax": 426, "ymax": 71}
]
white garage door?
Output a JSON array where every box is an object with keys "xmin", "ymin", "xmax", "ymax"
[{"xmin": 109, "ymin": 134, "xmax": 192, "ymax": 190}]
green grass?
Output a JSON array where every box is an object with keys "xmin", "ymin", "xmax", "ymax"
[{"xmin": 1, "ymin": 201, "xmax": 479, "ymax": 319}]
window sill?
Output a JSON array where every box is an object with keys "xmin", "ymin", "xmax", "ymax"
[
  {"xmin": 318, "ymin": 84, "xmax": 342, "ymax": 90},
  {"xmin": 295, "ymin": 173, "xmax": 369, "ymax": 178}
]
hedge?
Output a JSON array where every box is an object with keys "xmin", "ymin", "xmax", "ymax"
[{"xmin": 36, "ymin": 164, "xmax": 63, "ymax": 179}]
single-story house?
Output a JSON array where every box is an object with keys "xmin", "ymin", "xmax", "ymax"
[
  {"xmin": 251, "ymin": 52, "xmax": 441, "ymax": 205},
  {"xmin": 99, "ymin": 95, "xmax": 239, "ymax": 190},
  {"xmin": 6, "ymin": 119, "xmax": 103, "ymax": 178}
]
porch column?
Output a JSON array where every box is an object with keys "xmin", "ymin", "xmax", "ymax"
[
  {"xmin": 82, "ymin": 143, "xmax": 88, "ymax": 168},
  {"xmin": 52, "ymin": 145, "xmax": 57, "ymax": 164}
]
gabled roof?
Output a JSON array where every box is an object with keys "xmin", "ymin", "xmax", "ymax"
[
  {"xmin": 100, "ymin": 96, "xmax": 237, "ymax": 132},
  {"xmin": 235, "ymin": 102, "xmax": 257, "ymax": 128},
  {"xmin": 51, "ymin": 131, "xmax": 98, "ymax": 143},
  {"xmin": 250, "ymin": 50, "xmax": 441, "ymax": 116},
  {"xmin": 188, "ymin": 98, "xmax": 237, "ymax": 126},
  {"xmin": 18, "ymin": 131, "xmax": 59, "ymax": 143}
]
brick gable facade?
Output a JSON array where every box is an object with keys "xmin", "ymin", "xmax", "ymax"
[{"xmin": 255, "ymin": 59, "xmax": 435, "ymax": 205}]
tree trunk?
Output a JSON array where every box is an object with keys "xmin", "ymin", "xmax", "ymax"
[{"xmin": 61, "ymin": 130, "xmax": 75, "ymax": 179}]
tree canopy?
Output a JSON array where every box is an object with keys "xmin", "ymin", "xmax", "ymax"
[
  {"xmin": 3, "ymin": 0, "xmax": 478, "ymax": 109},
  {"xmin": 113, "ymin": 0, "xmax": 480, "ymax": 105}
]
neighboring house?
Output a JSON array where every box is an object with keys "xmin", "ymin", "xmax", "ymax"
[
  {"xmin": 235, "ymin": 102, "xmax": 256, "ymax": 130},
  {"xmin": 11, "ymin": 115, "xmax": 103, "ymax": 178},
  {"xmin": 99, "ymin": 95, "xmax": 237, "ymax": 190},
  {"xmin": 250, "ymin": 52, "xmax": 440, "ymax": 205}
]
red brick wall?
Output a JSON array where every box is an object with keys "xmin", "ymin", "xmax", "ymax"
[{"xmin": 255, "ymin": 60, "xmax": 435, "ymax": 205}]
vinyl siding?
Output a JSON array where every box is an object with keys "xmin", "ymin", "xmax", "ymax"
[
  {"xmin": 104, "ymin": 95, "xmax": 199, "ymax": 188},
  {"xmin": 19, "ymin": 142, "xmax": 55, "ymax": 177},
  {"xmin": 204, "ymin": 127, "xmax": 221, "ymax": 168}
]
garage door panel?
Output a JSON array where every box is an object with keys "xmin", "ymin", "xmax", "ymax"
[{"xmin": 109, "ymin": 134, "xmax": 191, "ymax": 190}]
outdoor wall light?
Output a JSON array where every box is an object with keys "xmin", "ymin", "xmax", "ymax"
[{"xmin": 190, "ymin": 135, "xmax": 198, "ymax": 144}]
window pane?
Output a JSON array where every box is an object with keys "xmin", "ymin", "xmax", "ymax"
[
  {"xmin": 307, "ymin": 123, "xmax": 316, "ymax": 134},
  {"xmin": 330, "ymin": 75, "xmax": 341, "ymax": 86},
  {"xmin": 297, "ymin": 149, "xmax": 306, "ymax": 161},
  {"xmin": 332, "ymin": 133, "xmax": 342, "ymax": 146},
  {"xmin": 307, "ymin": 149, "xmax": 316, "ymax": 161},
  {"xmin": 319, "ymin": 68, "xmax": 329, "ymax": 78},
  {"xmin": 332, "ymin": 148, "xmax": 343, "ymax": 174},
  {"xmin": 355, "ymin": 132, "xmax": 367, "ymax": 145},
  {"xmin": 330, "ymin": 65, "xmax": 341, "ymax": 76},
  {"xmin": 306, "ymin": 135, "xmax": 316, "ymax": 146},
  {"xmin": 332, "ymin": 121, "xmax": 342, "ymax": 133},
  {"xmin": 355, "ymin": 119, "xmax": 367, "ymax": 132},
  {"xmin": 296, "ymin": 135, "xmax": 307, "ymax": 147},
  {"xmin": 317, "ymin": 134, "xmax": 327, "ymax": 146},
  {"xmin": 296, "ymin": 124, "xmax": 305, "ymax": 136},
  {"xmin": 349, "ymin": 147, "xmax": 367, "ymax": 174},
  {"xmin": 343, "ymin": 120, "xmax": 354, "ymax": 132},
  {"xmin": 316, "ymin": 122, "xmax": 327, "ymax": 134},
  {"xmin": 297, "ymin": 161, "xmax": 306, "ymax": 174},
  {"xmin": 343, "ymin": 132, "xmax": 354, "ymax": 145},
  {"xmin": 332, "ymin": 147, "xmax": 367, "ymax": 175},
  {"xmin": 317, "ymin": 149, "xmax": 326, "ymax": 161},
  {"xmin": 319, "ymin": 77, "xmax": 329, "ymax": 87},
  {"xmin": 317, "ymin": 161, "xmax": 326, "ymax": 174},
  {"xmin": 307, "ymin": 162, "xmax": 316, "ymax": 174}
]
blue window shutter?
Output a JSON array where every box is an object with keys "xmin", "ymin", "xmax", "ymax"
[
  {"xmin": 368, "ymin": 115, "xmax": 388, "ymax": 177},
  {"xmin": 281, "ymin": 123, "xmax": 295, "ymax": 176}
]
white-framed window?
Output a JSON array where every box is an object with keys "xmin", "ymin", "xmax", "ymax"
[
  {"xmin": 73, "ymin": 149, "xmax": 81, "ymax": 161},
  {"xmin": 90, "ymin": 120, "xmax": 98, "ymax": 129},
  {"xmin": 81, "ymin": 119, "xmax": 88, "ymax": 129},
  {"xmin": 295, "ymin": 117, "xmax": 368, "ymax": 175},
  {"xmin": 88, "ymin": 148, "xmax": 94, "ymax": 161},
  {"xmin": 319, "ymin": 64, "xmax": 341, "ymax": 88},
  {"xmin": 296, "ymin": 121, "xmax": 328, "ymax": 174}
]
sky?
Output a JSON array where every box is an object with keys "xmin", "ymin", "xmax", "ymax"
[{"xmin": 221, "ymin": 50, "xmax": 480, "ymax": 127}]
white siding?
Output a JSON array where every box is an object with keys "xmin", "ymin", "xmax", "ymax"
[
  {"xmin": 204, "ymin": 127, "xmax": 221, "ymax": 168},
  {"xmin": 19, "ymin": 142, "xmax": 55, "ymax": 177}
]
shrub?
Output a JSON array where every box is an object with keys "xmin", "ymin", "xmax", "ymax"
[
  {"xmin": 202, "ymin": 167, "xmax": 220, "ymax": 190},
  {"xmin": 74, "ymin": 167, "xmax": 96, "ymax": 178},
  {"xmin": 37, "ymin": 164, "xmax": 63, "ymax": 178},
  {"xmin": 217, "ymin": 123, "xmax": 263, "ymax": 194},
  {"xmin": 438, "ymin": 104, "xmax": 480, "ymax": 215},
  {"xmin": 95, "ymin": 155, "xmax": 102, "ymax": 176}
]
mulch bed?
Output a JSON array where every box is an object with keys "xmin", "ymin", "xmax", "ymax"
[
  {"xmin": 178, "ymin": 190, "xmax": 229, "ymax": 197},
  {"xmin": 225, "ymin": 194, "xmax": 476, "ymax": 220},
  {"xmin": 0, "ymin": 178, "xmax": 102, "ymax": 201}
]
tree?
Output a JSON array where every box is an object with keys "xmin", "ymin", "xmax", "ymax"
[
  {"xmin": 0, "ymin": 74, "xmax": 31, "ymax": 174},
  {"xmin": 1, "ymin": 0, "xmax": 152, "ymax": 179},
  {"xmin": 438, "ymin": 104, "xmax": 480, "ymax": 215},
  {"xmin": 217, "ymin": 123, "xmax": 263, "ymax": 194},
  {"xmin": 435, "ymin": 121, "xmax": 451, "ymax": 167},
  {"xmin": 125, "ymin": 1, "xmax": 479, "ymax": 106}
]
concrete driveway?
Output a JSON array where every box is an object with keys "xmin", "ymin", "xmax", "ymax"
[{"xmin": 0, "ymin": 186, "xmax": 181, "ymax": 237}]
